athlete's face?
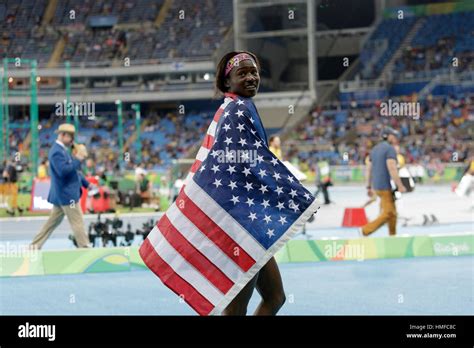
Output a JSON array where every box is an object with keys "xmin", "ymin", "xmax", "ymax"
[{"xmin": 226, "ymin": 59, "xmax": 260, "ymax": 98}]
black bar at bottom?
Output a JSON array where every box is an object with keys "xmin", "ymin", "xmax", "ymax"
[{"xmin": 0, "ymin": 315, "xmax": 472, "ymax": 346}]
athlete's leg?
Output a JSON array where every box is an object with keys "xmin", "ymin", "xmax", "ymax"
[
  {"xmin": 222, "ymin": 274, "xmax": 258, "ymax": 316},
  {"xmin": 254, "ymin": 257, "xmax": 286, "ymax": 315}
]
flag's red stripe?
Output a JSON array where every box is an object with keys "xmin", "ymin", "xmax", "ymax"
[
  {"xmin": 213, "ymin": 108, "xmax": 224, "ymax": 122},
  {"xmin": 202, "ymin": 134, "xmax": 214, "ymax": 149},
  {"xmin": 139, "ymin": 238, "xmax": 214, "ymax": 316},
  {"xmin": 158, "ymin": 214, "xmax": 234, "ymax": 294},
  {"xmin": 189, "ymin": 159, "xmax": 202, "ymax": 174},
  {"xmin": 176, "ymin": 191, "xmax": 255, "ymax": 272}
]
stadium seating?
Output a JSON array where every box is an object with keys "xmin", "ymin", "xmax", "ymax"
[
  {"xmin": 394, "ymin": 12, "xmax": 474, "ymax": 77},
  {"xmin": 2, "ymin": 0, "xmax": 233, "ymax": 64},
  {"xmin": 285, "ymin": 95, "xmax": 473, "ymax": 172},
  {"xmin": 359, "ymin": 17, "xmax": 416, "ymax": 79}
]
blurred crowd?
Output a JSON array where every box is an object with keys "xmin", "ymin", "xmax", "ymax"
[
  {"xmin": 11, "ymin": 109, "xmax": 214, "ymax": 177},
  {"xmin": 395, "ymin": 37, "xmax": 474, "ymax": 75},
  {"xmin": 1, "ymin": 0, "xmax": 232, "ymax": 65},
  {"xmin": 285, "ymin": 95, "xmax": 473, "ymax": 175}
]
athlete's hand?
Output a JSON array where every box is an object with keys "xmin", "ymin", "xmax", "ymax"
[{"xmin": 367, "ymin": 188, "xmax": 374, "ymax": 197}]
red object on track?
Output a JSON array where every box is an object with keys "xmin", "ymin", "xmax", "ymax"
[{"xmin": 342, "ymin": 208, "xmax": 368, "ymax": 227}]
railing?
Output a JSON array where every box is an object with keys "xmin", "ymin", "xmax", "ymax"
[
  {"xmin": 35, "ymin": 56, "xmax": 214, "ymax": 69},
  {"xmin": 339, "ymin": 78, "xmax": 387, "ymax": 92}
]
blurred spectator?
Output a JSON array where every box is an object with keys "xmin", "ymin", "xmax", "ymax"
[{"xmin": 37, "ymin": 158, "xmax": 49, "ymax": 179}]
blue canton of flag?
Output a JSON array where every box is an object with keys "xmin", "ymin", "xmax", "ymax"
[{"xmin": 192, "ymin": 98, "xmax": 317, "ymax": 250}]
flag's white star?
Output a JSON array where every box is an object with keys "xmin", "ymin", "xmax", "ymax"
[
  {"xmin": 289, "ymin": 189, "xmax": 298, "ymax": 198},
  {"xmin": 270, "ymin": 158, "xmax": 279, "ymax": 166},
  {"xmin": 250, "ymin": 129, "xmax": 257, "ymax": 135},
  {"xmin": 242, "ymin": 167, "xmax": 251, "ymax": 176},
  {"xmin": 256, "ymin": 155, "xmax": 264, "ymax": 163},
  {"xmin": 261, "ymin": 199, "xmax": 270, "ymax": 208},
  {"xmin": 278, "ymin": 216, "xmax": 287, "ymax": 225},
  {"xmin": 241, "ymin": 152, "xmax": 250, "ymax": 161},
  {"xmin": 213, "ymin": 179, "xmax": 222, "ymax": 188},
  {"xmin": 276, "ymin": 201, "xmax": 285, "ymax": 210},
  {"xmin": 237, "ymin": 123, "xmax": 245, "ymax": 132},
  {"xmin": 224, "ymin": 136, "xmax": 233, "ymax": 145},
  {"xmin": 236, "ymin": 109, "xmax": 244, "ymax": 117},
  {"xmin": 248, "ymin": 212, "xmax": 257, "ymax": 221},
  {"xmin": 266, "ymin": 229, "xmax": 275, "ymax": 238},
  {"xmin": 254, "ymin": 140, "xmax": 262, "ymax": 149},
  {"xmin": 199, "ymin": 164, "xmax": 206, "ymax": 172},
  {"xmin": 236, "ymin": 99, "xmax": 245, "ymax": 105},
  {"xmin": 263, "ymin": 215, "xmax": 272, "ymax": 224},
  {"xmin": 238, "ymin": 138, "xmax": 247, "ymax": 146},
  {"xmin": 258, "ymin": 169, "xmax": 267, "ymax": 178},
  {"xmin": 223, "ymin": 111, "xmax": 230, "ymax": 118},
  {"xmin": 244, "ymin": 182, "xmax": 253, "ymax": 191},
  {"xmin": 223, "ymin": 123, "xmax": 231, "ymax": 132},
  {"xmin": 245, "ymin": 198, "xmax": 255, "ymax": 207},
  {"xmin": 304, "ymin": 192, "xmax": 311, "ymax": 201},
  {"xmin": 228, "ymin": 180, "xmax": 237, "ymax": 190},
  {"xmin": 230, "ymin": 195, "xmax": 240, "ymax": 205},
  {"xmin": 249, "ymin": 117, "xmax": 255, "ymax": 124},
  {"xmin": 226, "ymin": 165, "xmax": 236, "ymax": 174},
  {"xmin": 287, "ymin": 175, "xmax": 295, "ymax": 183},
  {"xmin": 275, "ymin": 186, "xmax": 283, "ymax": 195},
  {"xmin": 210, "ymin": 150, "xmax": 219, "ymax": 158},
  {"xmin": 225, "ymin": 151, "xmax": 234, "ymax": 161},
  {"xmin": 272, "ymin": 172, "xmax": 281, "ymax": 181},
  {"xmin": 259, "ymin": 185, "xmax": 268, "ymax": 194},
  {"xmin": 211, "ymin": 165, "xmax": 220, "ymax": 173}
]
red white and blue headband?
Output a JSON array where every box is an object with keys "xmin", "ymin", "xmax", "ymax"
[{"xmin": 224, "ymin": 53, "xmax": 257, "ymax": 77}]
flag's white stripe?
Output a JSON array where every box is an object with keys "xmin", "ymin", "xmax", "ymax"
[
  {"xmin": 166, "ymin": 203, "xmax": 244, "ymax": 283},
  {"xmin": 196, "ymin": 147, "xmax": 210, "ymax": 162},
  {"xmin": 184, "ymin": 98, "xmax": 233, "ymax": 185},
  {"xmin": 184, "ymin": 172, "xmax": 194, "ymax": 186},
  {"xmin": 185, "ymin": 179, "xmax": 266, "ymax": 260},
  {"xmin": 148, "ymin": 225, "xmax": 224, "ymax": 306},
  {"xmin": 207, "ymin": 121, "xmax": 217, "ymax": 136},
  {"xmin": 222, "ymin": 97, "xmax": 234, "ymax": 109}
]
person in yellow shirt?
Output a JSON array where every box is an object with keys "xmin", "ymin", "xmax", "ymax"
[
  {"xmin": 3, "ymin": 160, "xmax": 23, "ymax": 216},
  {"xmin": 455, "ymin": 156, "xmax": 474, "ymax": 199},
  {"xmin": 37, "ymin": 159, "xmax": 49, "ymax": 179},
  {"xmin": 269, "ymin": 135, "xmax": 282, "ymax": 160},
  {"xmin": 395, "ymin": 145, "xmax": 405, "ymax": 168},
  {"xmin": 469, "ymin": 158, "xmax": 474, "ymax": 175}
]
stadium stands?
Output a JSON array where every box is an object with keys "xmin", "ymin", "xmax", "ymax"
[
  {"xmin": 2, "ymin": 1, "xmax": 473, "ymax": 179},
  {"xmin": 24, "ymin": 109, "xmax": 215, "ymax": 174},
  {"xmin": 2, "ymin": 0, "xmax": 232, "ymax": 64},
  {"xmin": 394, "ymin": 12, "xmax": 474, "ymax": 77},
  {"xmin": 285, "ymin": 95, "xmax": 473, "ymax": 174},
  {"xmin": 359, "ymin": 17, "xmax": 416, "ymax": 79}
]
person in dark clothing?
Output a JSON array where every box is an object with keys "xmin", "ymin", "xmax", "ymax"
[
  {"xmin": 2, "ymin": 160, "xmax": 23, "ymax": 216},
  {"xmin": 315, "ymin": 159, "xmax": 332, "ymax": 205}
]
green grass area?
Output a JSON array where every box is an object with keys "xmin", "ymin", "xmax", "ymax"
[{"xmin": 0, "ymin": 193, "xmax": 160, "ymax": 218}]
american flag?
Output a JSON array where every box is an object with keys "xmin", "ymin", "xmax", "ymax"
[{"xmin": 139, "ymin": 93, "xmax": 318, "ymax": 315}]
